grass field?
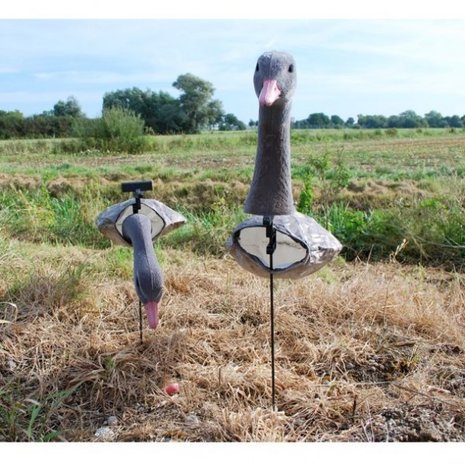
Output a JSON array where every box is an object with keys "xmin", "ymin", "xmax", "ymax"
[{"xmin": 1, "ymin": 128, "xmax": 465, "ymax": 441}]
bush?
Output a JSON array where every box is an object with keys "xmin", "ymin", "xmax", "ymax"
[
  {"xmin": 385, "ymin": 128, "xmax": 398, "ymax": 137},
  {"xmin": 297, "ymin": 175, "xmax": 314, "ymax": 214},
  {"xmin": 72, "ymin": 108, "xmax": 148, "ymax": 154}
]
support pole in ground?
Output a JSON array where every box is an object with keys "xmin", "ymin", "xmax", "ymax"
[
  {"xmin": 264, "ymin": 216, "xmax": 277, "ymax": 411},
  {"xmin": 139, "ymin": 299, "xmax": 143, "ymax": 344}
]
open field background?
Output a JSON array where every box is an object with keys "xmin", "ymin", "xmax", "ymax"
[{"xmin": 1, "ymin": 128, "xmax": 465, "ymax": 441}]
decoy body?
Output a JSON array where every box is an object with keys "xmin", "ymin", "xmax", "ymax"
[
  {"xmin": 229, "ymin": 212, "xmax": 341, "ymax": 279},
  {"xmin": 228, "ymin": 51, "xmax": 342, "ymax": 278},
  {"xmin": 96, "ymin": 198, "xmax": 186, "ymax": 329}
]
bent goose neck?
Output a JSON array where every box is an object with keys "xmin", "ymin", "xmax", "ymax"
[{"xmin": 122, "ymin": 214, "xmax": 163, "ymax": 303}]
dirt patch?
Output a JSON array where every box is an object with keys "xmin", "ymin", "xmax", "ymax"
[{"xmin": 361, "ymin": 403, "xmax": 465, "ymax": 441}]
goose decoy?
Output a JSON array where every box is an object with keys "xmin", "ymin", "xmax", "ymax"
[
  {"xmin": 228, "ymin": 51, "xmax": 342, "ymax": 279},
  {"xmin": 228, "ymin": 51, "xmax": 342, "ymax": 410},
  {"xmin": 96, "ymin": 182, "xmax": 186, "ymax": 330}
]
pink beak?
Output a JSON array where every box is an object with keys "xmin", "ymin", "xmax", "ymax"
[
  {"xmin": 259, "ymin": 79, "xmax": 281, "ymax": 106},
  {"xmin": 144, "ymin": 301, "xmax": 159, "ymax": 329}
]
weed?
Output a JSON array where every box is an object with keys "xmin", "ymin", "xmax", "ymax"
[
  {"xmin": 0, "ymin": 384, "xmax": 78, "ymax": 441},
  {"xmin": 385, "ymin": 128, "xmax": 398, "ymax": 137},
  {"xmin": 297, "ymin": 174, "xmax": 314, "ymax": 214}
]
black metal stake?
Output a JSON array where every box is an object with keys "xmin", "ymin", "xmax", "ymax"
[
  {"xmin": 264, "ymin": 216, "xmax": 277, "ymax": 411},
  {"xmin": 135, "ymin": 194, "xmax": 143, "ymax": 345},
  {"xmin": 133, "ymin": 189, "xmax": 142, "ymax": 214},
  {"xmin": 139, "ymin": 299, "xmax": 143, "ymax": 344}
]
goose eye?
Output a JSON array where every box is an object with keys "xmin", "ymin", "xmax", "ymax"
[
  {"xmin": 288, "ymin": 64, "xmax": 294, "ymax": 73},
  {"xmin": 255, "ymin": 63, "xmax": 259, "ymax": 72}
]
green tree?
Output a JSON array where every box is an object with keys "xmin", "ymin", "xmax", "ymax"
[
  {"xmin": 330, "ymin": 115, "xmax": 344, "ymax": 128},
  {"xmin": 357, "ymin": 114, "xmax": 387, "ymax": 129},
  {"xmin": 424, "ymin": 110, "xmax": 447, "ymax": 128},
  {"xmin": 218, "ymin": 113, "xmax": 246, "ymax": 131},
  {"xmin": 155, "ymin": 99, "xmax": 188, "ymax": 134},
  {"xmin": 387, "ymin": 115, "xmax": 401, "ymax": 128},
  {"xmin": 103, "ymin": 87, "xmax": 146, "ymax": 114},
  {"xmin": 248, "ymin": 119, "xmax": 258, "ymax": 128},
  {"xmin": 103, "ymin": 87, "xmax": 192, "ymax": 134},
  {"xmin": 444, "ymin": 115, "xmax": 463, "ymax": 128},
  {"xmin": 0, "ymin": 110, "xmax": 25, "ymax": 139},
  {"xmin": 397, "ymin": 110, "xmax": 425, "ymax": 128},
  {"xmin": 172, "ymin": 73, "xmax": 224, "ymax": 133},
  {"xmin": 345, "ymin": 117, "xmax": 355, "ymax": 127},
  {"xmin": 307, "ymin": 112, "xmax": 331, "ymax": 128},
  {"xmin": 53, "ymin": 96, "xmax": 84, "ymax": 118}
]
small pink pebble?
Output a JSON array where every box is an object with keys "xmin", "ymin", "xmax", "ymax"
[{"xmin": 164, "ymin": 383, "xmax": 180, "ymax": 396}]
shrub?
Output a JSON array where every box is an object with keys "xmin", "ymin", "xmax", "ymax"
[
  {"xmin": 72, "ymin": 108, "xmax": 148, "ymax": 154},
  {"xmin": 385, "ymin": 128, "xmax": 398, "ymax": 137},
  {"xmin": 297, "ymin": 175, "xmax": 314, "ymax": 214}
]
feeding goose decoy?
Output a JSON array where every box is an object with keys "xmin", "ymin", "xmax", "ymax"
[
  {"xmin": 96, "ymin": 181, "xmax": 186, "ymax": 330},
  {"xmin": 228, "ymin": 51, "xmax": 342, "ymax": 278}
]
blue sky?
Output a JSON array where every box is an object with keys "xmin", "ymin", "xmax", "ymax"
[{"xmin": 2, "ymin": 3, "xmax": 465, "ymax": 123}]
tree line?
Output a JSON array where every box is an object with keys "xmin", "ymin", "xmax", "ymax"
[
  {"xmin": 1, "ymin": 71, "xmax": 464, "ymax": 139},
  {"xmin": 0, "ymin": 73, "xmax": 247, "ymax": 140},
  {"xmin": 292, "ymin": 110, "xmax": 465, "ymax": 129}
]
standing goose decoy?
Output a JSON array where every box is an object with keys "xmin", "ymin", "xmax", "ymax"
[
  {"xmin": 228, "ymin": 51, "xmax": 342, "ymax": 410},
  {"xmin": 228, "ymin": 51, "xmax": 342, "ymax": 279},
  {"xmin": 96, "ymin": 182, "xmax": 186, "ymax": 330}
]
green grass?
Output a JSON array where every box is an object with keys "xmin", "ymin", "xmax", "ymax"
[
  {"xmin": 313, "ymin": 200, "xmax": 465, "ymax": 267},
  {"xmin": 0, "ymin": 382, "xmax": 79, "ymax": 441},
  {"xmin": 1, "ymin": 128, "xmax": 465, "ymax": 267}
]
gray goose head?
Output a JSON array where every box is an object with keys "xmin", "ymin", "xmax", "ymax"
[
  {"xmin": 253, "ymin": 50, "xmax": 296, "ymax": 107},
  {"xmin": 245, "ymin": 51, "xmax": 297, "ymax": 216}
]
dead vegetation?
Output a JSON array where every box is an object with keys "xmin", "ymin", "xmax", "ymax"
[
  {"xmin": 1, "ymin": 239, "xmax": 464, "ymax": 442},
  {"xmin": 0, "ymin": 174, "xmax": 40, "ymax": 191}
]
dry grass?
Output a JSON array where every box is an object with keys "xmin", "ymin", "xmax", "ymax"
[{"xmin": 1, "ymin": 238, "xmax": 465, "ymax": 442}]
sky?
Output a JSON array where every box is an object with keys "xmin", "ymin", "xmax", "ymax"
[{"xmin": 2, "ymin": 2, "xmax": 465, "ymax": 124}]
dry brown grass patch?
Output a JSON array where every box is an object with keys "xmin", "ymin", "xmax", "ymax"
[{"xmin": 1, "ymin": 243, "xmax": 465, "ymax": 441}]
